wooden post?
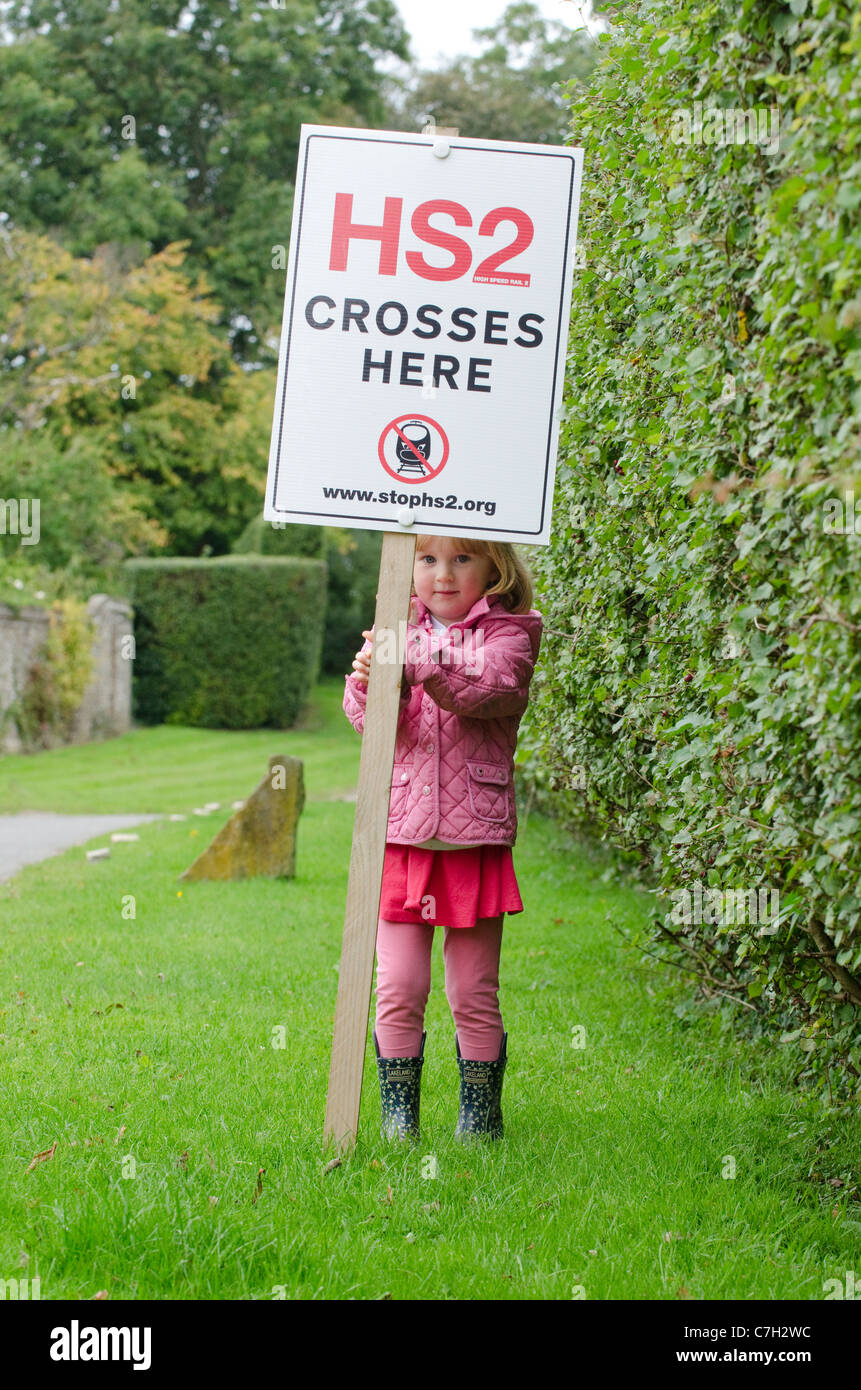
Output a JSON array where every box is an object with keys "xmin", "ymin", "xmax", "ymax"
[{"xmin": 323, "ymin": 529, "xmax": 417, "ymax": 1154}]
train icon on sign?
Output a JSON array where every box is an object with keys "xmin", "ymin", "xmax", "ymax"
[
  {"xmin": 378, "ymin": 415, "xmax": 450, "ymax": 485},
  {"xmin": 395, "ymin": 422, "xmax": 432, "ymax": 475}
]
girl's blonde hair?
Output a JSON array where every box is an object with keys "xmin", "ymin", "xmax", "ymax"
[{"xmin": 413, "ymin": 535, "xmax": 535, "ymax": 614}]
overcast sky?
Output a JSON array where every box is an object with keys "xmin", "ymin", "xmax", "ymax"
[{"xmin": 389, "ymin": 0, "xmax": 600, "ymax": 70}]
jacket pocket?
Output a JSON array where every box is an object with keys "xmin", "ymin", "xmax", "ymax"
[
  {"xmin": 389, "ymin": 763, "xmax": 411, "ymax": 816},
  {"xmin": 465, "ymin": 759, "xmax": 510, "ymax": 823}
]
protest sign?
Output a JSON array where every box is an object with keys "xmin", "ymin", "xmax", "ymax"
[{"xmin": 264, "ymin": 124, "xmax": 584, "ymax": 545}]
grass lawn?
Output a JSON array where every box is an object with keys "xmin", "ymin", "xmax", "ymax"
[{"xmin": 0, "ymin": 677, "xmax": 858, "ymax": 1300}]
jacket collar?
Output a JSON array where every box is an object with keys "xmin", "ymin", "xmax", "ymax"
[{"xmin": 413, "ymin": 591, "xmax": 543, "ymax": 664}]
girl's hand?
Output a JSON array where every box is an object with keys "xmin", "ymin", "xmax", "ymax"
[
  {"xmin": 408, "ymin": 597, "xmax": 419, "ymax": 624},
  {"xmin": 351, "ymin": 629, "xmax": 373, "ymax": 685}
]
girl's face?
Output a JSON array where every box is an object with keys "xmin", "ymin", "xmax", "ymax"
[{"xmin": 413, "ymin": 538, "xmax": 497, "ymax": 625}]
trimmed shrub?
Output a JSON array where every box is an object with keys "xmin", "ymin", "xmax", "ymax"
[
  {"xmin": 518, "ymin": 0, "xmax": 861, "ymax": 1103},
  {"xmin": 231, "ymin": 519, "xmax": 383, "ymax": 677},
  {"xmin": 125, "ymin": 555, "xmax": 325, "ymax": 729}
]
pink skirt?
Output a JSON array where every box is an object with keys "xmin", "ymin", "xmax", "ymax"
[{"xmin": 379, "ymin": 842, "xmax": 523, "ymax": 929}]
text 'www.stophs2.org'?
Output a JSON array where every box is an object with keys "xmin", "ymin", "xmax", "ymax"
[{"xmin": 322, "ymin": 486, "xmax": 497, "ymax": 515}]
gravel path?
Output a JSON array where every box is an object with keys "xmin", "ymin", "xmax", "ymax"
[{"xmin": 0, "ymin": 812, "xmax": 165, "ymax": 883}]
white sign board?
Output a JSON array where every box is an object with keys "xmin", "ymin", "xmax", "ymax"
[{"xmin": 264, "ymin": 125, "xmax": 584, "ymax": 545}]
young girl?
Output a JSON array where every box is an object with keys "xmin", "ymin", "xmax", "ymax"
[{"xmin": 342, "ymin": 534, "xmax": 542, "ymax": 1144}]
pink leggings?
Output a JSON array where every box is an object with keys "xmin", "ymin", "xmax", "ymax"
[{"xmin": 374, "ymin": 914, "xmax": 504, "ymax": 1061}]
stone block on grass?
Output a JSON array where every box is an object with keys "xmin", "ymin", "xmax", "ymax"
[{"xmin": 179, "ymin": 754, "xmax": 305, "ymax": 882}]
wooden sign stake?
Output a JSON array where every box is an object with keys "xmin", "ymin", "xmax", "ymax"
[{"xmin": 323, "ymin": 528, "xmax": 417, "ymax": 1154}]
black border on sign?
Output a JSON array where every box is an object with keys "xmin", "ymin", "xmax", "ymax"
[{"xmin": 270, "ymin": 133, "xmax": 578, "ymax": 537}]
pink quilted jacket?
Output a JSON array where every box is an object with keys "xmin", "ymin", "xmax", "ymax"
[{"xmin": 342, "ymin": 592, "xmax": 543, "ymax": 847}]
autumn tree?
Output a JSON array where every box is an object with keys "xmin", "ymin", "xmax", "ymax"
[{"xmin": 0, "ymin": 226, "xmax": 272, "ymax": 580}]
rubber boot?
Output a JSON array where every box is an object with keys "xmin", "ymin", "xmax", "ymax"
[
  {"xmin": 373, "ymin": 1030, "xmax": 425, "ymax": 1142},
  {"xmin": 454, "ymin": 1031, "xmax": 507, "ymax": 1141}
]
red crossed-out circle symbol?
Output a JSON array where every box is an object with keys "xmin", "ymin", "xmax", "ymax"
[{"xmin": 378, "ymin": 414, "xmax": 449, "ymax": 484}]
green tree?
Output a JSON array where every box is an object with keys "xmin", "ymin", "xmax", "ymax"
[
  {"xmin": 384, "ymin": 1, "xmax": 597, "ymax": 144},
  {"xmin": 0, "ymin": 0, "xmax": 410, "ymax": 362}
]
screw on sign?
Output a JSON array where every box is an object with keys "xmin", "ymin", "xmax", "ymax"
[{"xmin": 378, "ymin": 415, "xmax": 450, "ymax": 484}]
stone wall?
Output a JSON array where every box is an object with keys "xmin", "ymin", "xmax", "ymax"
[{"xmin": 0, "ymin": 595, "xmax": 133, "ymax": 754}]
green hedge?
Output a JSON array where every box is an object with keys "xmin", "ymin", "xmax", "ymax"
[
  {"xmin": 231, "ymin": 519, "xmax": 383, "ymax": 677},
  {"xmin": 519, "ymin": 0, "xmax": 861, "ymax": 1103},
  {"xmin": 125, "ymin": 555, "xmax": 326, "ymax": 729},
  {"xmin": 317, "ymin": 529, "xmax": 384, "ymax": 677}
]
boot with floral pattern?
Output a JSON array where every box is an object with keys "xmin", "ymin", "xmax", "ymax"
[
  {"xmin": 373, "ymin": 1030, "xmax": 425, "ymax": 1142},
  {"xmin": 454, "ymin": 1031, "xmax": 507, "ymax": 1141}
]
